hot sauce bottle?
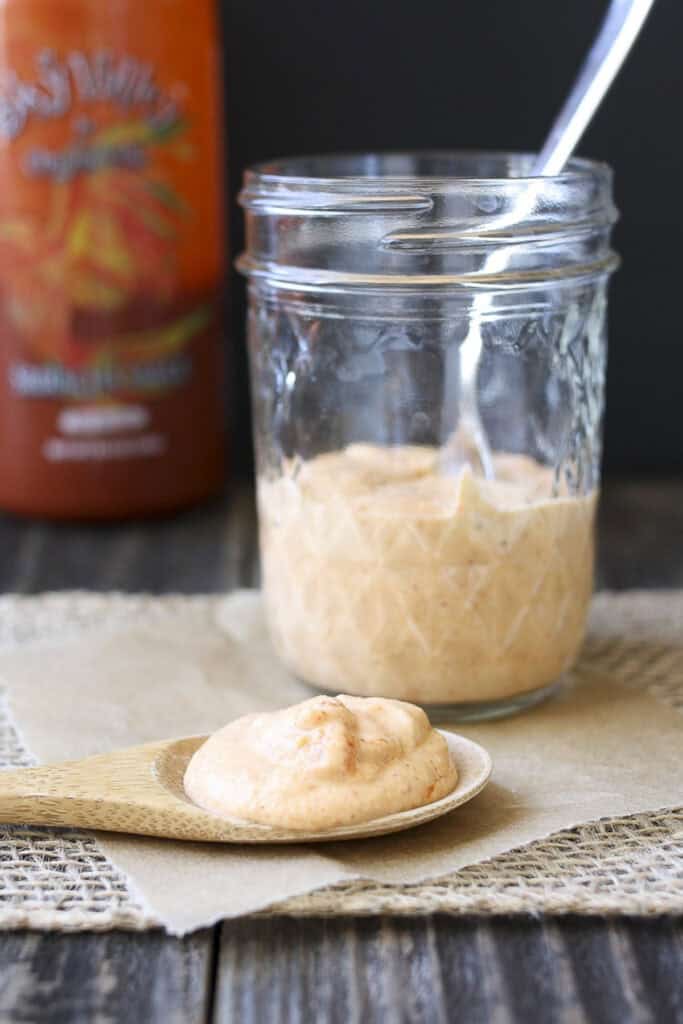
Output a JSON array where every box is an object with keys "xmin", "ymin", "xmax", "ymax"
[{"xmin": 0, "ymin": 0, "xmax": 227, "ymax": 517}]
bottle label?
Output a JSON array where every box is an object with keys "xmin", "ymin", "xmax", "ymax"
[
  {"xmin": 0, "ymin": 49, "xmax": 211, "ymax": 405},
  {"xmin": 0, "ymin": 50, "xmax": 178, "ymax": 142}
]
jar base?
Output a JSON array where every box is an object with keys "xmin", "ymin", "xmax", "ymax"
[
  {"xmin": 418, "ymin": 677, "xmax": 565, "ymax": 723},
  {"xmin": 300, "ymin": 677, "xmax": 565, "ymax": 723}
]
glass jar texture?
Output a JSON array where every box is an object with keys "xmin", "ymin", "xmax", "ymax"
[{"xmin": 238, "ymin": 152, "xmax": 618, "ymax": 720}]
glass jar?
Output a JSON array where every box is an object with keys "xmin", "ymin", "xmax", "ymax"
[{"xmin": 238, "ymin": 152, "xmax": 618, "ymax": 720}]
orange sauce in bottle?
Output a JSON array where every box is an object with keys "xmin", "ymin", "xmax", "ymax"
[{"xmin": 0, "ymin": 0, "xmax": 226, "ymax": 517}]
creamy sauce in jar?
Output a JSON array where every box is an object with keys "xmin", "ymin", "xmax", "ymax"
[
  {"xmin": 258, "ymin": 444, "xmax": 597, "ymax": 705},
  {"xmin": 184, "ymin": 694, "xmax": 457, "ymax": 830}
]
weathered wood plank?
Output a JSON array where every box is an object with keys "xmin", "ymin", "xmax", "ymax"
[
  {"xmin": 0, "ymin": 519, "xmax": 25, "ymax": 592},
  {"xmin": 628, "ymin": 918, "xmax": 683, "ymax": 1024},
  {"xmin": 216, "ymin": 917, "xmax": 436, "ymax": 1024},
  {"xmin": 0, "ymin": 485, "xmax": 258, "ymax": 595},
  {"xmin": 560, "ymin": 918, "xmax": 653, "ymax": 1023},
  {"xmin": 215, "ymin": 918, "xmax": 353, "ymax": 1024},
  {"xmin": 485, "ymin": 918, "xmax": 588, "ymax": 1024},
  {"xmin": 597, "ymin": 478, "xmax": 683, "ymax": 590},
  {"xmin": 202, "ymin": 916, "xmax": 674, "ymax": 1024},
  {"xmin": 0, "ymin": 929, "xmax": 215, "ymax": 1024},
  {"xmin": 218, "ymin": 917, "xmax": 674, "ymax": 1024}
]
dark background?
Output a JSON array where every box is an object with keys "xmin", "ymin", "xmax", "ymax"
[{"xmin": 221, "ymin": 0, "xmax": 682, "ymax": 477}]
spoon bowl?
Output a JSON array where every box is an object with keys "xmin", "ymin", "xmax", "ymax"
[{"xmin": 0, "ymin": 731, "xmax": 491, "ymax": 843}]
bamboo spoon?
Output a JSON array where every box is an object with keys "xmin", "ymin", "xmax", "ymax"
[{"xmin": 0, "ymin": 731, "xmax": 491, "ymax": 844}]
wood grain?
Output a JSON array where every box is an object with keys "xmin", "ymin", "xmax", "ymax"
[
  {"xmin": 213, "ymin": 917, "xmax": 683, "ymax": 1024},
  {"xmin": 0, "ymin": 928, "xmax": 214, "ymax": 1024}
]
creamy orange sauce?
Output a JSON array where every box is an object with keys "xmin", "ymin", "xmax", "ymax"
[
  {"xmin": 258, "ymin": 444, "xmax": 597, "ymax": 705},
  {"xmin": 183, "ymin": 694, "xmax": 457, "ymax": 829}
]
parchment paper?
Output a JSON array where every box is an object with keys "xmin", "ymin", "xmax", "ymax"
[{"xmin": 1, "ymin": 590, "xmax": 682, "ymax": 935}]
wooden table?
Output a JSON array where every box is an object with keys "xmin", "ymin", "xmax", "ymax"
[{"xmin": 0, "ymin": 479, "xmax": 682, "ymax": 1024}]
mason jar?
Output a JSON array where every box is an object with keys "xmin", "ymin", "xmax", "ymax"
[{"xmin": 238, "ymin": 152, "xmax": 618, "ymax": 721}]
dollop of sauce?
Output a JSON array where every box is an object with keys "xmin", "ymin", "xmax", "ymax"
[{"xmin": 183, "ymin": 694, "xmax": 457, "ymax": 830}]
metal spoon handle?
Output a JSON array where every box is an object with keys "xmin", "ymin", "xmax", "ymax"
[
  {"xmin": 535, "ymin": 0, "xmax": 656, "ymax": 176},
  {"xmin": 445, "ymin": 0, "xmax": 656, "ymax": 479}
]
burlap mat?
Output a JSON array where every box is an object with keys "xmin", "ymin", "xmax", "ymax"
[{"xmin": 0, "ymin": 590, "xmax": 681, "ymax": 931}]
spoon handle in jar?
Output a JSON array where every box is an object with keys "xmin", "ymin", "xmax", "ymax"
[
  {"xmin": 534, "ymin": 0, "xmax": 656, "ymax": 176},
  {"xmin": 442, "ymin": 0, "xmax": 656, "ymax": 479}
]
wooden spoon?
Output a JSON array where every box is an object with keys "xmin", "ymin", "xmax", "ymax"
[{"xmin": 0, "ymin": 731, "xmax": 491, "ymax": 843}]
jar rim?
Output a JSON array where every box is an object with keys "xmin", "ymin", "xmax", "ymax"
[
  {"xmin": 239, "ymin": 149, "xmax": 618, "ymax": 292},
  {"xmin": 242, "ymin": 150, "xmax": 612, "ymax": 194}
]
